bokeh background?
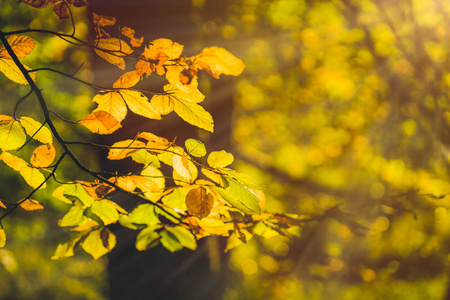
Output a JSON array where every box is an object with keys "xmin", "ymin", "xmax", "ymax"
[{"xmin": 2, "ymin": 0, "xmax": 450, "ymax": 299}]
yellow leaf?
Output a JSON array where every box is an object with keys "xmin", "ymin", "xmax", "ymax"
[
  {"xmin": 19, "ymin": 199, "xmax": 44, "ymax": 211},
  {"xmin": 136, "ymin": 132, "xmax": 170, "ymax": 152},
  {"xmin": 52, "ymin": 185, "xmax": 73, "ymax": 204},
  {"xmin": 207, "ymin": 150, "xmax": 234, "ymax": 168},
  {"xmin": 82, "ymin": 228, "xmax": 116, "ymax": 259},
  {"xmin": 150, "ymin": 94, "xmax": 174, "ymax": 115},
  {"xmin": 0, "ymin": 120, "xmax": 26, "ymax": 150},
  {"xmin": 108, "ymin": 139, "xmax": 146, "ymax": 160},
  {"xmin": 112, "ymin": 70, "xmax": 141, "ymax": 88},
  {"xmin": 0, "ymin": 152, "xmax": 47, "ymax": 189},
  {"xmin": 30, "ymin": 144, "xmax": 55, "ymax": 167},
  {"xmin": 0, "ymin": 59, "xmax": 36, "ymax": 84},
  {"xmin": 172, "ymin": 147, "xmax": 192, "ymax": 181},
  {"xmin": 141, "ymin": 165, "xmax": 165, "ymax": 190},
  {"xmin": 79, "ymin": 110, "xmax": 122, "ymax": 134},
  {"xmin": 171, "ymin": 92, "xmax": 213, "ymax": 132},
  {"xmin": 115, "ymin": 175, "xmax": 160, "ymax": 194},
  {"xmin": 0, "ymin": 115, "xmax": 14, "ymax": 125},
  {"xmin": 0, "ymin": 229, "xmax": 5, "ymax": 248},
  {"xmin": 150, "ymin": 38, "xmax": 184, "ymax": 60},
  {"xmin": 72, "ymin": 218, "xmax": 99, "ymax": 232},
  {"xmin": 201, "ymin": 168, "xmax": 227, "ymax": 187},
  {"xmin": 0, "ymin": 35, "xmax": 35, "ymax": 59},
  {"xmin": 92, "ymin": 92, "xmax": 128, "ymax": 123},
  {"xmin": 19, "ymin": 116, "xmax": 53, "ymax": 144},
  {"xmin": 164, "ymin": 83, "xmax": 205, "ymax": 103},
  {"xmin": 94, "ymin": 38, "xmax": 133, "ymax": 70},
  {"xmin": 186, "ymin": 187, "xmax": 214, "ymax": 219},
  {"xmin": 195, "ymin": 47, "xmax": 245, "ymax": 78},
  {"xmin": 119, "ymin": 90, "xmax": 161, "ymax": 120},
  {"xmin": 0, "ymin": 200, "xmax": 6, "ymax": 209}
]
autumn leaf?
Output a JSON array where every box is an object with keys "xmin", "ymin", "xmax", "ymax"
[
  {"xmin": 20, "ymin": 0, "xmax": 87, "ymax": 19},
  {"xmin": 30, "ymin": 144, "xmax": 56, "ymax": 167},
  {"xmin": 0, "ymin": 58, "xmax": 36, "ymax": 84},
  {"xmin": 107, "ymin": 139, "xmax": 146, "ymax": 160},
  {"xmin": 207, "ymin": 150, "xmax": 234, "ymax": 168},
  {"xmin": 0, "ymin": 200, "xmax": 6, "ymax": 209},
  {"xmin": 59, "ymin": 206, "xmax": 85, "ymax": 227},
  {"xmin": 136, "ymin": 132, "xmax": 170, "ymax": 152},
  {"xmin": 166, "ymin": 226, "xmax": 197, "ymax": 250},
  {"xmin": 113, "ymin": 70, "xmax": 141, "ymax": 88},
  {"xmin": 136, "ymin": 226, "xmax": 161, "ymax": 251},
  {"xmin": 185, "ymin": 138, "xmax": 206, "ymax": 157},
  {"xmin": 91, "ymin": 200, "xmax": 120, "ymax": 225},
  {"xmin": 162, "ymin": 188, "xmax": 188, "ymax": 211},
  {"xmin": 150, "ymin": 94, "xmax": 175, "ymax": 115},
  {"xmin": 172, "ymin": 92, "xmax": 213, "ymax": 132},
  {"xmin": 136, "ymin": 38, "xmax": 183, "ymax": 76},
  {"xmin": 51, "ymin": 231, "xmax": 87, "ymax": 259},
  {"xmin": 185, "ymin": 187, "xmax": 214, "ymax": 219},
  {"xmin": 0, "ymin": 152, "xmax": 47, "ymax": 189},
  {"xmin": 0, "ymin": 229, "xmax": 5, "ymax": 248},
  {"xmin": 19, "ymin": 116, "xmax": 53, "ymax": 144},
  {"xmin": 201, "ymin": 168, "xmax": 228, "ymax": 188},
  {"xmin": 213, "ymin": 178, "xmax": 261, "ymax": 214},
  {"xmin": 0, "ymin": 35, "xmax": 35, "ymax": 59},
  {"xmin": 19, "ymin": 199, "xmax": 44, "ymax": 211},
  {"xmin": 92, "ymin": 92, "xmax": 128, "ymax": 124},
  {"xmin": 0, "ymin": 119, "xmax": 26, "ymax": 150},
  {"xmin": 79, "ymin": 110, "xmax": 122, "ymax": 134},
  {"xmin": 94, "ymin": 38, "xmax": 133, "ymax": 70},
  {"xmin": 93, "ymin": 12, "xmax": 116, "ymax": 27},
  {"xmin": 195, "ymin": 47, "xmax": 245, "ymax": 78},
  {"xmin": 82, "ymin": 228, "xmax": 116, "ymax": 259},
  {"xmin": 119, "ymin": 90, "xmax": 161, "ymax": 120},
  {"xmin": 121, "ymin": 27, "xmax": 144, "ymax": 48}
]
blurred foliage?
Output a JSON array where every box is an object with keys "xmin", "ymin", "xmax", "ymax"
[{"xmin": 192, "ymin": 0, "xmax": 450, "ymax": 299}]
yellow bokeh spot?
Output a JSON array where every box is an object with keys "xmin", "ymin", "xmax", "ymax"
[
  {"xmin": 370, "ymin": 182, "xmax": 385, "ymax": 199},
  {"xmin": 242, "ymin": 258, "xmax": 258, "ymax": 275},
  {"xmin": 361, "ymin": 268, "xmax": 376, "ymax": 282},
  {"xmin": 372, "ymin": 216, "xmax": 390, "ymax": 232}
]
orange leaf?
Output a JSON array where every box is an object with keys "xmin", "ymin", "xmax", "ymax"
[
  {"xmin": 0, "ymin": 200, "xmax": 6, "ymax": 209},
  {"xmin": 94, "ymin": 38, "xmax": 133, "ymax": 70},
  {"xmin": 195, "ymin": 47, "xmax": 245, "ymax": 78},
  {"xmin": 0, "ymin": 115, "xmax": 14, "ymax": 125},
  {"xmin": 92, "ymin": 92, "xmax": 128, "ymax": 123},
  {"xmin": 108, "ymin": 139, "xmax": 146, "ymax": 160},
  {"xmin": 0, "ymin": 36, "xmax": 35, "ymax": 59},
  {"xmin": 186, "ymin": 187, "xmax": 214, "ymax": 219},
  {"xmin": 20, "ymin": 199, "xmax": 44, "ymax": 211},
  {"xmin": 150, "ymin": 94, "xmax": 174, "ymax": 115},
  {"xmin": 113, "ymin": 70, "xmax": 141, "ymax": 88},
  {"xmin": 93, "ymin": 12, "xmax": 116, "ymax": 27},
  {"xmin": 79, "ymin": 110, "xmax": 122, "ymax": 134},
  {"xmin": 30, "ymin": 144, "xmax": 56, "ymax": 167}
]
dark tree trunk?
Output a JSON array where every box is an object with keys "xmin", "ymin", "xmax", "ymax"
[{"xmin": 88, "ymin": 1, "xmax": 236, "ymax": 299}]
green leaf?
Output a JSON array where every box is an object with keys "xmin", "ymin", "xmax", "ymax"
[
  {"xmin": 0, "ymin": 120, "xmax": 26, "ymax": 150},
  {"xmin": 161, "ymin": 188, "xmax": 188, "ymax": 211},
  {"xmin": 159, "ymin": 229, "xmax": 183, "ymax": 252},
  {"xmin": 185, "ymin": 138, "xmax": 206, "ymax": 157},
  {"xmin": 172, "ymin": 94, "xmax": 213, "ymax": 132},
  {"xmin": 213, "ymin": 178, "xmax": 261, "ymax": 214},
  {"xmin": 220, "ymin": 168, "xmax": 266, "ymax": 190},
  {"xmin": 63, "ymin": 183, "xmax": 95, "ymax": 207},
  {"xmin": 59, "ymin": 206, "xmax": 85, "ymax": 227},
  {"xmin": 81, "ymin": 228, "xmax": 116, "ymax": 259},
  {"xmin": 128, "ymin": 204, "xmax": 159, "ymax": 226},
  {"xmin": 207, "ymin": 150, "xmax": 234, "ymax": 168},
  {"xmin": 91, "ymin": 200, "xmax": 119, "ymax": 225},
  {"xmin": 135, "ymin": 225, "xmax": 162, "ymax": 251},
  {"xmin": 51, "ymin": 231, "xmax": 88, "ymax": 260},
  {"xmin": 131, "ymin": 149, "xmax": 160, "ymax": 167},
  {"xmin": 166, "ymin": 226, "xmax": 197, "ymax": 250}
]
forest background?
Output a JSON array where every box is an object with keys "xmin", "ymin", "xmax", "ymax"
[{"xmin": 1, "ymin": 0, "xmax": 450, "ymax": 299}]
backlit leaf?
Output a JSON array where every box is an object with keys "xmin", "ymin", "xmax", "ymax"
[
  {"xmin": 107, "ymin": 139, "xmax": 146, "ymax": 160},
  {"xmin": 19, "ymin": 199, "xmax": 44, "ymax": 211},
  {"xmin": 159, "ymin": 229, "xmax": 183, "ymax": 252},
  {"xmin": 136, "ymin": 132, "xmax": 170, "ymax": 152},
  {"xmin": 0, "ymin": 35, "xmax": 35, "ymax": 59},
  {"xmin": 130, "ymin": 149, "xmax": 160, "ymax": 167},
  {"xmin": 141, "ymin": 165, "xmax": 165, "ymax": 190},
  {"xmin": 52, "ymin": 185, "xmax": 73, "ymax": 204},
  {"xmin": 30, "ymin": 144, "xmax": 55, "ymax": 167},
  {"xmin": 0, "ymin": 120, "xmax": 26, "ymax": 150},
  {"xmin": 0, "ymin": 59, "xmax": 36, "ymax": 84},
  {"xmin": 162, "ymin": 188, "xmax": 188, "ymax": 211},
  {"xmin": 51, "ymin": 231, "xmax": 87, "ymax": 260},
  {"xmin": 72, "ymin": 218, "xmax": 99, "ymax": 232},
  {"xmin": 79, "ymin": 110, "xmax": 122, "ymax": 134},
  {"xmin": 19, "ymin": 116, "xmax": 53, "ymax": 144},
  {"xmin": 0, "ymin": 115, "xmax": 14, "ymax": 125},
  {"xmin": 0, "ymin": 229, "xmax": 5, "ymax": 248},
  {"xmin": 91, "ymin": 200, "xmax": 119, "ymax": 225},
  {"xmin": 201, "ymin": 168, "xmax": 228, "ymax": 188},
  {"xmin": 92, "ymin": 92, "xmax": 127, "ymax": 123},
  {"xmin": 94, "ymin": 38, "xmax": 133, "ymax": 70},
  {"xmin": 135, "ymin": 225, "xmax": 161, "ymax": 251},
  {"xmin": 63, "ymin": 183, "xmax": 95, "ymax": 207},
  {"xmin": 59, "ymin": 206, "xmax": 85, "ymax": 227},
  {"xmin": 120, "ymin": 90, "xmax": 161, "ymax": 120},
  {"xmin": 185, "ymin": 139, "xmax": 206, "ymax": 157},
  {"xmin": 166, "ymin": 226, "xmax": 197, "ymax": 250},
  {"xmin": 172, "ymin": 95, "xmax": 213, "ymax": 132},
  {"xmin": 113, "ymin": 70, "xmax": 141, "ymax": 88},
  {"xmin": 150, "ymin": 94, "xmax": 174, "ymax": 115},
  {"xmin": 195, "ymin": 47, "xmax": 245, "ymax": 78},
  {"xmin": 207, "ymin": 150, "xmax": 234, "ymax": 168},
  {"xmin": 197, "ymin": 218, "xmax": 230, "ymax": 236},
  {"xmin": 82, "ymin": 228, "xmax": 116, "ymax": 259},
  {"xmin": 220, "ymin": 168, "xmax": 266, "ymax": 190},
  {"xmin": 0, "ymin": 152, "xmax": 46, "ymax": 189},
  {"xmin": 186, "ymin": 187, "xmax": 214, "ymax": 219},
  {"xmin": 0, "ymin": 200, "xmax": 6, "ymax": 209},
  {"xmin": 127, "ymin": 204, "xmax": 159, "ymax": 226},
  {"xmin": 213, "ymin": 178, "xmax": 261, "ymax": 214}
]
